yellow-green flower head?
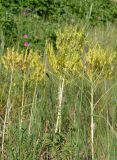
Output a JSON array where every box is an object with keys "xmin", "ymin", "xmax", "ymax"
[
  {"xmin": 84, "ymin": 44, "xmax": 116, "ymax": 80},
  {"xmin": 1, "ymin": 48, "xmax": 44, "ymax": 82},
  {"xmin": 1, "ymin": 48, "xmax": 23, "ymax": 71},
  {"xmin": 46, "ymin": 25, "xmax": 85, "ymax": 79},
  {"xmin": 23, "ymin": 50, "xmax": 44, "ymax": 81}
]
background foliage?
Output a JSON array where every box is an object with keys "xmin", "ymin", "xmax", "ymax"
[
  {"xmin": 0, "ymin": 0, "xmax": 117, "ymax": 50},
  {"xmin": 0, "ymin": 0, "xmax": 117, "ymax": 22}
]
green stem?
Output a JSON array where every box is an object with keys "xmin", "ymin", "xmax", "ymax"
[
  {"xmin": 107, "ymin": 110, "xmax": 110, "ymax": 160},
  {"xmin": 91, "ymin": 79, "xmax": 94, "ymax": 160},
  {"xmin": 28, "ymin": 81, "xmax": 38, "ymax": 136},
  {"xmin": 1, "ymin": 70, "xmax": 13, "ymax": 160},
  {"xmin": 19, "ymin": 78, "xmax": 25, "ymax": 131}
]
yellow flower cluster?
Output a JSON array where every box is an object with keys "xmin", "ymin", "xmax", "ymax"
[
  {"xmin": 84, "ymin": 45, "xmax": 116, "ymax": 80},
  {"xmin": 1, "ymin": 48, "xmax": 44, "ymax": 82},
  {"xmin": 1, "ymin": 48, "xmax": 23, "ymax": 71},
  {"xmin": 56, "ymin": 25, "xmax": 85, "ymax": 56},
  {"xmin": 22, "ymin": 50, "xmax": 44, "ymax": 81},
  {"xmin": 46, "ymin": 25, "xmax": 85, "ymax": 79}
]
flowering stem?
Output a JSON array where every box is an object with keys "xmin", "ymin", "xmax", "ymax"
[
  {"xmin": 91, "ymin": 78, "xmax": 94, "ymax": 160},
  {"xmin": 55, "ymin": 78, "xmax": 64, "ymax": 133},
  {"xmin": 28, "ymin": 81, "xmax": 38, "ymax": 136},
  {"xmin": 1, "ymin": 69, "xmax": 13, "ymax": 160},
  {"xmin": 19, "ymin": 76, "xmax": 25, "ymax": 131}
]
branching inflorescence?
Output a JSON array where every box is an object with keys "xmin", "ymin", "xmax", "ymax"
[
  {"xmin": 1, "ymin": 48, "xmax": 44, "ymax": 82},
  {"xmin": 84, "ymin": 44, "xmax": 116, "ymax": 81},
  {"xmin": 46, "ymin": 25, "xmax": 85, "ymax": 80}
]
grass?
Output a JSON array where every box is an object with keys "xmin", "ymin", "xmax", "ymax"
[{"xmin": 0, "ymin": 14, "xmax": 117, "ymax": 160}]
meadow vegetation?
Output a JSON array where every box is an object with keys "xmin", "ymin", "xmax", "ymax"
[{"xmin": 0, "ymin": 0, "xmax": 117, "ymax": 160}]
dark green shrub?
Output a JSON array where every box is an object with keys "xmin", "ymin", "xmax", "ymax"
[
  {"xmin": 0, "ymin": 4, "xmax": 18, "ymax": 48},
  {"xmin": 0, "ymin": 0, "xmax": 117, "ymax": 24}
]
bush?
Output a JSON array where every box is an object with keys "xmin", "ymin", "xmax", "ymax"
[
  {"xmin": 0, "ymin": 0, "xmax": 117, "ymax": 24},
  {"xmin": 0, "ymin": 4, "xmax": 18, "ymax": 48}
]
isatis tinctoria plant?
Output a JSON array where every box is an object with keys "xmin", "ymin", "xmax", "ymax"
[
  {"xmin": 21, "ymin": 50, "xmax": 44, "ymax": 136},
  {"xmin": 1, "ymin": 48, "xmax": 23, "ymax": 159},
  {"xmin": 83, "ymin": 44, "xmax": 116, "ymax": 160},
  {"xmin": 46, "ymin": 25, "xmax": 86, "ymax": 133},
  {"xmin": 1, "ymin": 48, "xmax": 44, "ymax": 159}
]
